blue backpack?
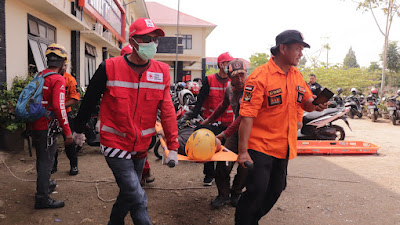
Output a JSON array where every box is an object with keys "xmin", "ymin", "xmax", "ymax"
[{"xmin": 15, "ymin": 71, "xmax": 57, "ymax": 122}]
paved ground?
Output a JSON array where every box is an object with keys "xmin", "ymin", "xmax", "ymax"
[{"xmin": 0, "ymin": 116, "xmax": 399, "ymax": 225}]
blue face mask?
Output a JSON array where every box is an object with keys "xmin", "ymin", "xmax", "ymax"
[{"xmin": 132, "ymin": 38, "xmax": 158, "ymax": 60}]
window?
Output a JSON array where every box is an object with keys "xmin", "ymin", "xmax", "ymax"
[
  {"xmin": 85, "ymin": 43, "xmax": 97, "ymax": 86},
  {"xmin": 182, "ymin": 35, "xmax": 192, "ymax": 50},
  {"xmin": 27, "ymin": 15, "xmax": 57, "ymax": 72}
]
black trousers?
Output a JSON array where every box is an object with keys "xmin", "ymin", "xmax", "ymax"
[
  {"xmin": 32, "ymin": 130, "xmax": 57, "ymax": 200},
  {"xmin": 215, "ymin": 132, "xmax": 247, "ymax": 198},
  {"xmin": 235, "ymin": 149, "xmax": 289, "ymax": 225},
  {"xmin": 54, "ymin": 113, "xmax": 77, "ymax": 168}
]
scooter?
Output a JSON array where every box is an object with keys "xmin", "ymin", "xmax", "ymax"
[
  {"xmin": 366, "ymin": 95, "xmax": 380, "ymax": 122},
  {"xmin": 344, "ymin": 96, "xmax": 363, "ymax": 119},
  {"xmin": 387, "ymin": 95, "xmax": 400, "ymax": 125},
  {"xmin": 297, "ymin": 107, "xmax": 351, "ymax": 141}
]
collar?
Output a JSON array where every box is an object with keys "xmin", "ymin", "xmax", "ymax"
[{"xmin": 267, "ymin": 56, "xmax": 294, "ymax": 75}]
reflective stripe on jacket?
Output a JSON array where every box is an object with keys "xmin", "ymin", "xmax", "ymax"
[
  {"xmin": 202, "ymin": 74, "xmax": 234, "ymax": 126},
  {"xmin": 101, "ymin": 56, "xmax": 179, "ymax": 154}
]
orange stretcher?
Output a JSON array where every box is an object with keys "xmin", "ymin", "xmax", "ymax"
[{"xmin": 297, "ymin": 140, "xmax": 380, "ymax": 155}]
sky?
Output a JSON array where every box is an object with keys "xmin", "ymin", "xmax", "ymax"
[{"xmin": 145, "ymin": 0, "xmax": 400, "ymax": 67}]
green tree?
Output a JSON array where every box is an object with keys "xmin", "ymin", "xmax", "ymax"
[
  {"xmin": 206, "ymin": 67, "xmax": 219, "ymax": 75},
  {"xmin": 298, "ymin": 56, "xmax": 307, "ymax": 71},
  {"xmin": 381, "ymin": 41, "xmax": 400, "ymax": 87},
  {"xmin": 368, "ymin": 61, "xmax": 381, "ymax": 72},
  {"xmin": 343, "ymin": 47, "xmax": 360, "ymax": 68},
  {"xmin": 249, "ymin": 52, "xmax": 269, "ymax": 69},
  {"xmin": 355, "ymin": 0, "xmax": 400, "ymax": 94}
]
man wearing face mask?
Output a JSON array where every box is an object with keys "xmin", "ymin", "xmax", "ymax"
[
  {"xmin": 73, "ymin": 18, "xmax": 179, "ymax": 225},
  {"xmin": 29, "ymin": 43, "xmax": 73, "ymax": 209},
  {"xmin": 183, "ymin": 52, "xmax": 235, "ymax": 186}
]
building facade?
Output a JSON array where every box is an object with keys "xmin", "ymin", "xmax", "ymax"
[
  {"xmin": 146, "ymin": 2, "xmax": 215, "ymax": 83},
  {"xmin": 1, "ymin": 0, "xmax": 148, "ymax": 88}
]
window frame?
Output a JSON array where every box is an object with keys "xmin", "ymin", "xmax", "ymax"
[{"xmin": 182, "ymin": 34, "xmax": 192, "ymax": 50}]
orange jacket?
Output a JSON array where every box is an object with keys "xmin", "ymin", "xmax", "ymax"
[
  {"xmin": 100, "ymin": 56, "xmax": 179, "ymax": 154},
  {"xmin": 202, "ymin": 74, "xmax": 234, "ymax": 126},
  {"xmin": 63, "ymin": 72, "xmax": 80, "ymax": 113},
  {"xmin": 239, "ymin": 57, "xmax": 313, "ymax": 159}
]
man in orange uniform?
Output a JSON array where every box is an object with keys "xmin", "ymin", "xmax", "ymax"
[
  {"xmin": 235, "ymin": 30, "xmax": 328, "ymax": 224},
  {"xmin": 52, "ymin": 64, "xmax": 81, "ymax": 175}
]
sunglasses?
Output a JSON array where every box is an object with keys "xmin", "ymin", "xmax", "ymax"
[{"xmin": 133, "ymin": 35, "xmax": 159, "ymax": 44}]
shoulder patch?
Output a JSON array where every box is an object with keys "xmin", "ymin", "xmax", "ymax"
[
  {"xmin": 245, "ymin": 85, "xmax": 254, "ymax": 92},
  {"xmin": 243, "ymin": 91, "xmax": 253, "ymax": 102}
]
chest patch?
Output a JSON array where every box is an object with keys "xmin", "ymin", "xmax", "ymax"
[
  {"xmin": 297, "ymin": 86, "xmax": 305, "ymax": 93},
  {"xmin": 243, "ymin": 91, "xmax": 253, "ymax": 102},
  {"xmin": 268, "ymin": 95, "xmax": 282, "ymax": 106},
  {"xmin": 268, "ymin": 88, "xmax": 282, "ymax": 96},
  {"xmin": 147, "ymin": 72, "xmax": 163, "ymax": 83}
]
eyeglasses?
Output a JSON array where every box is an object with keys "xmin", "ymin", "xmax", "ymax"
[{"xmin": 133, "ymin": 35, "xmax": 159, "ymax": 44}]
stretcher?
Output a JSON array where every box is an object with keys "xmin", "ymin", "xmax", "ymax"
[{"xmin": 297, "ymin": 140, "xmax": 380, "ymax": 155}]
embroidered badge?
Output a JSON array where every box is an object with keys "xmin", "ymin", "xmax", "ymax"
[
  {"xmin": 147, "ymin": 72, "xmax": 163, "ymax": 82},
  {"xmin": 245, "ymin": 85, "xmax": 254, "ymax": 92},
  {"xmin": 297, "ymin": 92, "xmax": 304, "ymax": 103},
  {"xmin": 243, "ymin": 91, "xmax": 253, "ymax": 102},
  {"xmin": 145, "ymin": 19, "xmax": 155, "ymax": 28},
  {"xmin": 268, "ymin": 95, "xmax": 282, "ymax": 106},
  {"xmin": 297, "ymin": 86, "xmax": 305, "ymax": 93},
  {"xmin": 268, "ymin": 88, "xmax": 282, "ymax": 96}
]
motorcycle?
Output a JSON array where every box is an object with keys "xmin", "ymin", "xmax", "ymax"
[
  {"xmin": 387, "ymin": 95, "xmax": 400, "ymax": 125},
  {"xmin": 344, "ymin": 95, "xmax": 363, "ymax": 119},
  {"xmin": 297, "ymin": 107, "xmax": 351, "ymax": 141},
  {"xmin": 366, "ymin": 95, "xmax": 380, "ymax": 122}
]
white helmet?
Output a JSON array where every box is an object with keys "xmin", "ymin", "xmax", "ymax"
[
  {"xmin": 351, "ymin": 88, "xmax": 357, "ymax": 95},
  {"xmin": 178, "ymin": 89, "xmax": 195, "ymax": 106}
]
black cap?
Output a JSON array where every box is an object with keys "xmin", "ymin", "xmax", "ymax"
[{"xmin": 270, "ymin": 30, "xmax": 310, "ymax": 56}]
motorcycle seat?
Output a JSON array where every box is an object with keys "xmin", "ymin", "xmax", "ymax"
[{"xmin": 303, "ymin": 108, "xmax": 339, "ymax": 124}]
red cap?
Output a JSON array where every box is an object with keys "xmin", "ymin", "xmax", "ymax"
[
  {"xmin": 217, "ymin": 52, "xmax": 234, "ymax": 65},
  {"xmin": 120, "ymin": 45, "xmax": 133, "ymax": 56},
  {"xmin": 129, "ymin": 18, "xmax": 165, "ymax": 38}
]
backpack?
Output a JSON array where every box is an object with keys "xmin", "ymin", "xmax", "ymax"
[{"xmin": 15, "ymin": 71, "xmax": 57, "ymax": 122}]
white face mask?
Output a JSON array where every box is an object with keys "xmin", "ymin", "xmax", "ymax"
[{"xmin": 132, "ymin": 38, "xmax": 158, "ymax": 60}]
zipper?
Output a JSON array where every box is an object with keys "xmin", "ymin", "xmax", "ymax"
[{"xmin": 132, "ymin": 73, "xmax": 143, "ymax": 150}]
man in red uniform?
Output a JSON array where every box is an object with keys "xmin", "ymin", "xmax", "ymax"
[
  {"xmin": 30, "ymin": 43, "xmax": 73, "ymax": 209},
  {"xmin": 52, "ymin": 63, "xmax": 80, "ymax": 175},
  {"xmin": 184, "ymin": 52, "xmax": 235, "ymax": 186},
  {"xmin": 236, "ymin": 30, "xmax": 328, "ymax": 224},
  {"xmin": 73, "ymin": 18, "xmax": 179, "ymax": 225}
]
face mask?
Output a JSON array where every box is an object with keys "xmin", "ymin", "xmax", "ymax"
[
  {"xmin": 224, "ymin": 66, "xmax": 229, "ymax": 74},
  {"xmin": 132, "ymin": 38, "xmax": 158, "ymax": 60}
]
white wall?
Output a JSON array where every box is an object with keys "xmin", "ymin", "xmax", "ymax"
[{"xmin": 5, "ymin": 0, "xmax": 71, "ymax": 86}]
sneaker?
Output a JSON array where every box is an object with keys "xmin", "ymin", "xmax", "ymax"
[
  {"xmin": 35, "ymin": 197, "xmax": 65, "ymax": 209},
  {"xmin": 69, "ymin": 166, "xmax": 79, "ymax": 176},
  {"xmin": 146, "ymin": 175, "xmax": 155, "ymax": 183},
  {"xmin": 49, "ymin": 180, "xmax": 57, "ymax": 193},
  {"xmin": 211, "ymin": 195, "xmax": 230, "ymax": 209},
  {"xmin": 203, "ymin": 177, "xmax": 213, "ymax": 186},
  {"xmin": 230, "ymin": 194, "xmax": 240, "ymax": 207}
]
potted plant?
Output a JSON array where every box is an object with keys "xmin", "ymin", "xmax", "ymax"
[{"xmin": 0, "ymin": 74, "xmax": 33, "ymax": 151}]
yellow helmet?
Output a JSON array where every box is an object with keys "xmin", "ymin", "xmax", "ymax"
[
  {"xmin": 45, "ymin": 43, "xmax": 68, "ymax": 61},
  {"xmin": 185, "ymin": 129, "xmax": 217, "ymax": 161}
]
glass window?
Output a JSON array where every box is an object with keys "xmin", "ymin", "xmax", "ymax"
[
  {"xmin": 28, "ymin": 39, "xmax": 45, "ymax": 71},
  {"xmin": 28, "ymin": 20, "xmax": 39, "ymax": 36},
  {"xmin": 38, "ymin": 24, "xmax": 47, "ymax": 38},
  {"xmin": 182, "ymin": 35, "xmax": 192, "ymax": 50},
  {"xmin": 48, "ymin": 29, "xmax": 55, "ymax": 42}
]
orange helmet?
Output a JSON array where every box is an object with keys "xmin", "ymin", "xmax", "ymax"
[{"xmin": 45, "ymin": 43, "xmax": 68, "ymax": 62}]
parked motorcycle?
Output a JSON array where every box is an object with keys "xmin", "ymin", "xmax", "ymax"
[
  {"xmin": 387, "ymin": 95, "xmax": 400, "ymax": 125},
  {"xmin": 366, "ymin": 94, "xmax": 380, "ymax": 122},
  {"xmin": 297, "ymin": 107, "xmax": 351, "ymax": 141},
  {"xmin": 344, "ymin": 95, "xmax": 363, "ymax": 119},
  {"xmin": 329, "ymin": 88, "xmax": 344, "ymax": 108}
]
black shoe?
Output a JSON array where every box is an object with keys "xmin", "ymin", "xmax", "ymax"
[
  {"xmin": 203, "ymin": 177, "xmax": 213, "ymax": 186},
  {"xmin": 69, "ymin": 166, "xmax": 79, "ymax": 176},
  {"xmin": 35, "ymin": 197, "xmax": 65, "ymax": 209},
  {"xmin": 146, "ymin": 175, "xmax": 155, "ymax": 183},
  {"xmin": 49, "ymin": 180, "xmax": 57, "ymax": 193},
  {"xmin": 211, "ymin": 195, "xmax": 230, "ymax": 209},
  {"xmin": 230, "ymin": 194, "xmax": 240, "ymax": 207}
]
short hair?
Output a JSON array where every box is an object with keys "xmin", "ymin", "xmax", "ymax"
[
  {"xmin": 309, "ymin": 74, "xmax": 316, "ymax": 78},
  {"xmin": 193, "ymin": 78, "xmax": 202, "ymax": 82},
  {"xmin": 46, "ymin": 53, "xmax": 65, "ymax": 68}
]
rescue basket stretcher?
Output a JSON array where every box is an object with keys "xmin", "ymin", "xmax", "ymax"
[{"xmin": 297, "ymin": 140, "xmax": 380, "ymax": 155}]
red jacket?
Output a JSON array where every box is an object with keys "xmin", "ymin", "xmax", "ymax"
[
  {"xmin": 202, "ymin": 74, "xmax": 234, "ymax": 127},
  {"xmin": 30, "ymin": 69, "xmax": 71, "ymax": 136},
  {"xmin": 100, "ymin": 56, "xmax": 179, "ymax": 155}
]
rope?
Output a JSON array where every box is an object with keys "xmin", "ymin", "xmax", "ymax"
[{"xmin": 288, "ymin": 175, "xmax": 360, "ymax": 184}]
